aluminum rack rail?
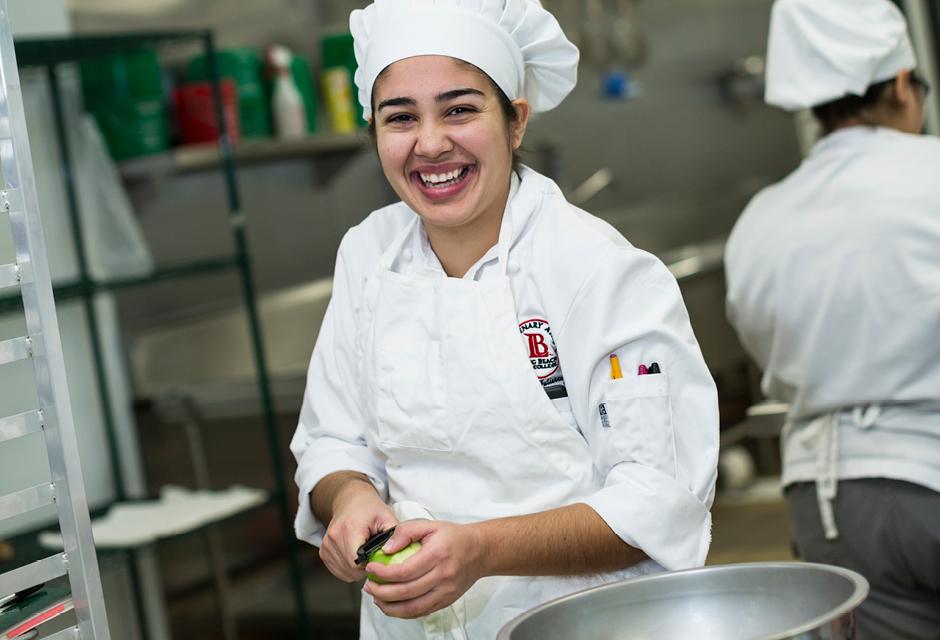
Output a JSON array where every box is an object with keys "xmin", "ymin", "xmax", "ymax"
[{"xmin": 0, "ymin": 0, "xmax": 110, "ymax": 636}]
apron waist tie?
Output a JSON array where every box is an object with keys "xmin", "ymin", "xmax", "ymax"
[
  {"xmin": 815, "ymin": 412, "xmax": 839, "ymax": 540},
  {"xmin": 795, "ymin": 405, "xmax": 881, "ymax": 540}
]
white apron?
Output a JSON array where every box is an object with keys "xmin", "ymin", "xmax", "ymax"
[{"xmin": 355, "ymin": 199, "xmax": 661, "ymax": 639}]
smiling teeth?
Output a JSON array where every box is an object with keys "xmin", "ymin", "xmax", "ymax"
[{"xmin": 420, "ymin": 168, "xmax": 463, "ymax": 185}]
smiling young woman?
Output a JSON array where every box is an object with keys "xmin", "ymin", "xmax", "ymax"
[
  {"xmin": 371, "ymin": 55, "xmax": 530, "ymax": 277},
  {"xmin": 290, "ymin": 1, "xmax": 719, "ymax": 639}
]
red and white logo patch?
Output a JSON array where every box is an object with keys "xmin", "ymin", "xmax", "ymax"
[{"xmin": 518, "ymin": 318, "xmax": 560, "ymax": 380}]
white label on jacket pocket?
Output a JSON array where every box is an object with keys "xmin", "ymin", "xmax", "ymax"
[{"xmin": 598, "ymin": 403, "xmax": 610, "ymax": 429}]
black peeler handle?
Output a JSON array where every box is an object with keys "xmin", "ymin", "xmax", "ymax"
[{"xmin": 355, "ymin": 527, "xmax": 396, "ymax": 566}]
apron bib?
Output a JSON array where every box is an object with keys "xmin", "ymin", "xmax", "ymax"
[{"xmin": 355, "ymin": 206, "xmax": 661, "ymax": 639}]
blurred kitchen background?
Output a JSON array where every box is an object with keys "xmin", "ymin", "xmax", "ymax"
[{"xmin": 0, "ymin": 0, "xmax": 936, "ymax": 638}]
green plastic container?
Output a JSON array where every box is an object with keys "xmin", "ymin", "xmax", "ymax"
[
  {"xmin": 187, "ymin": 47, "xmax": 272, "ymax": 139},
  {"xmin": 290, "ymin": 55, "xmax": 319, "ymax": 133},
  {"xmin": 79, "ymin": 48, "xmax": 169, "ymax": 160},
  {"xmin": 80, "ymin": 48, "xmax": 163, "ymax": 102},
  {"xmin": 90, "ymin": 100, "xmax": 167, "ymax": 160}
]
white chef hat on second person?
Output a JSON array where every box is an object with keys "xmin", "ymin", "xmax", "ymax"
[
  {"xmin": 765, "ymin": 0, "xmax": 917, "ymax": 111},
  {"xmin": 350, "ymin": 0, "xmax": 579, "ymax": 120}
]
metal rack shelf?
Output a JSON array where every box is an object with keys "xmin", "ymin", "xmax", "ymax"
[
  {"xmin": 119, "ymin": 132, "xmax": 366, "ymax": 180},
  {"xmin": 11, "ymin": 27, "xmax": 313, "ymax": 639},
  {"xmin": 13, "ymin": 30, "xmax": 208, "ymax": 66},
  {"xmin": 0, "ymin": 257, "xmax": 240, "ymax": 313},
  {"xmin": 14, "ymin": 31, "xmax": 367, "ymax": 185}
]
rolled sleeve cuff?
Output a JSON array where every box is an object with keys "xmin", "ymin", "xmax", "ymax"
[
  {"xmin": 581, "ymin": 462, "xmax": 712, "ymax": 571},
  {"xmin": 294, "ymin": 439, "xmax": 388, "ymax": 548}
]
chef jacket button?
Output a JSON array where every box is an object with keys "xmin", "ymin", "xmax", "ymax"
[
  {"xmin": 508, "ymin": 260, "xmax": 521, "ymax": 274},
  {"xmin": 401, "ymin": 248, "xmax": 413, "ymax": 262}
]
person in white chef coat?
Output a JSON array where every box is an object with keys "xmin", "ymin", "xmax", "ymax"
[
  {"xmin": 290, "ymin": 1, "xmax": 719, "ymax": 637},
  {"xmin": 725, "ymin": 1, "xmax": 940, "ymax": 638}
]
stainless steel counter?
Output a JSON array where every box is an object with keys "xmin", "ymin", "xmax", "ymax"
[{"xmin": 129, "ymin": 236, "xmax": 732, "ymax": 418}]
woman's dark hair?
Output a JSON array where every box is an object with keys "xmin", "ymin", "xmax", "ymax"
[
  {"xmin": 811, "ymin": 78, "xmax": 896, "ymax": 134},
  {"xmin": 367, "ymin": 59, "xmax": 523, "ymax": 170}
]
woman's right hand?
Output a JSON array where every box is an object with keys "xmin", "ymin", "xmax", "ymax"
[{"xmin": 317, "ymin": 476, "xmax": 398, "ymax": 582}]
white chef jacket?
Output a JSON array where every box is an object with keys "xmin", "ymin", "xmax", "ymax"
[
  {"xmin": 291, "ymin": 166, "xmax": 719, "ymax": 571},
  {"xmin": 725, "ymin": 126, "xmax": 940, "ymax": 493}
]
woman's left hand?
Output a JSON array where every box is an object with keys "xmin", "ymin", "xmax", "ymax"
[{"xmin": 363, "ymin": 519, "xmax": 485, "ymax": 619}]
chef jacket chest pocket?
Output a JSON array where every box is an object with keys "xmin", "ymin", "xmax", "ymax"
[
  {"xmin": 604, "ymin": 374, "xmax": 677, "ymax": 478},
  {"xmin": 375, "ymin": 337, "xmax": 452, "ymax": 451}
]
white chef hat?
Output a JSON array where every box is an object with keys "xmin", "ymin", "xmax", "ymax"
[
  {"xmin": 350, "ymin": 0, "xmax": 579, "ymax": 120},
  {"xmin": 765, "ymin": 0, "xmax": 917, "ymax": 111}
]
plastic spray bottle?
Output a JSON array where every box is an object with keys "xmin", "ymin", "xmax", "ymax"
[{"xmin": 267, "ymin": 45, "xmax": 307, "ymax": 139}]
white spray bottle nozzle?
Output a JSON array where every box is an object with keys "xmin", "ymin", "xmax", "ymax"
[{"xmin": 268, "ymin": 45, "xmax": 292, "ymax": 70}]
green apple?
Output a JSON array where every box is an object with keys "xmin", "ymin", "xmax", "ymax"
[{"xmin": 366, "ymin": 542, "xmax": 422, "ymax": 584}]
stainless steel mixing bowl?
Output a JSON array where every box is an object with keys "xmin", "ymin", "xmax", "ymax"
[{"xmin": 497, "ymin": 562, "xmax": 869, "ymax": 640}]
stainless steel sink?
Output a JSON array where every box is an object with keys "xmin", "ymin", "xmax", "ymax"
[{"xmin": 498, "ymin": 562, "xmax": 868, "ymax": 640}]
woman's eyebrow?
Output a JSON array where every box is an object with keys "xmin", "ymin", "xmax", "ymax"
[
  {"xmin": 437, "ymin": 88, "xmax": 485, "ymax": 102},
  {"xmin": 377, "ymin": 88, "xmax": 485, "ymax": 111},
  {"xmin": 377, "ymin": 96, "xmax": 417, "ymax": 111}
]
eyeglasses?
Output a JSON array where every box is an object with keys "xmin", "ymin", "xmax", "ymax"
[{"xmin": 910, "ymin": 70, "xmax": 930, "ymax": 99}]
